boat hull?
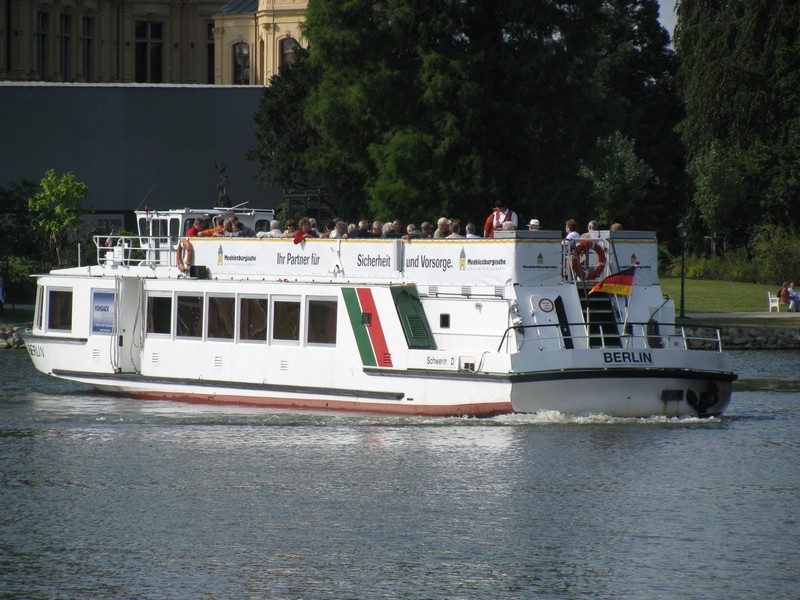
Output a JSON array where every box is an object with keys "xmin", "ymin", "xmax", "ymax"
[
  {"xmin": 509, "ymin": 370, "xmax": 733, "ymax": 418},
  {"xmin": 41, "ymin": 364, "xmax": 733, "ymax": 418}
]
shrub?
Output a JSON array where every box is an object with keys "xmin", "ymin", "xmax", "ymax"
[{"xmin": 667, "ymin": 226, "xmax": 800, "ymax": 284}]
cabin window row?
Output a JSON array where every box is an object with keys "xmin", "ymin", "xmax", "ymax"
[
  {"xmin": 146, "ymin": 293, "xmax": 338, "ymax": 345},
  {"xmin": 32, "ymin": 287, "xmax": 337, "ymax": 346}
]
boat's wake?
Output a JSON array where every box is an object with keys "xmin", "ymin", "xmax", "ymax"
[{"xmin": 21, "ymin": 393, "xmax": 721, "ymax": 427}]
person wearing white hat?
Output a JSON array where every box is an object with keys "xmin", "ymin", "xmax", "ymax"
[{"xmin": 527, "ymin": 219, "xmax": 540, "ymax": 231}]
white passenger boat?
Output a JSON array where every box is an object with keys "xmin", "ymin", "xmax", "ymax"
[{"xmin": 24, "ymin": 206, "xmax": 736, "ymax": 417}]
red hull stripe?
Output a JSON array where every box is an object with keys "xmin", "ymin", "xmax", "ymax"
[
  {"xmin": 356, "ymin": 288, "xmax": 393, "ymax": 367},
  {"xmin": 115, "ymin": 391, "xmax": 512, "ymax": 417}
]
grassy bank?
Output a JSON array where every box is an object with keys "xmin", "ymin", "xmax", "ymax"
[{"xmin": 659, "ymin": 275, "xmax": 772, "ymax": 313}]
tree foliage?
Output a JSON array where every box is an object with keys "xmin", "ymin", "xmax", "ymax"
[
  {"xmin": 0, "ymin": 179, "xmax": 39, "ymax": 261},
  {"xmin": 676, "ymin": 0, "xmax": 800, "ymax": 246},
  {"xmin": 28, "ymin": 170, "xmax": 89, "ymax": 266},
  {"xmin": 579, "ymin": 131, "xmax": 655, "ymax": 226},
  {"xmin": 250, "ymin": 0, "xmax": 682, "ymax": 231},
  {"xmin": 247, "ymin": 48, "xmax": 322, "ymax": 189}
]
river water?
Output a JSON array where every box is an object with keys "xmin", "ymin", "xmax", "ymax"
[{"xmin": 1, "ymin": 350, "xmax": 797, "ymax": 599}]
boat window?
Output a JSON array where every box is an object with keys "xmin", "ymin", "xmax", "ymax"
[
  {"xmin": 254, "ymin": 219, "xmax": 270, "ymax": 233},
  {"xmin": 273, "ymin": 299, "xmax": 300, "ymax": 342},
  {"xmin": 240, "ymin": 297, "xmax": 268, "ymax": 342},
  {"xmin": 47, "ymin": 289, "xmax": 73, "ymax": 331},
  {"xmin": 207, "ymin": 296, "xmax": 235, "ymax": 340},
  {"xmin": 440, "ymin": 314, "xmax": 450, "ymax": 329},
  {"xmin": 146, "ymin": 295, "xmax": 172, "ymax": 335},
  {"xmin": 177, "ymin": 295, "xmax": 204, "ymax": 338},
  {"xmin": 307, "ymin": 299, "xmax": 337, "ymax": 345},
  {"xmin": 34, "ymin": 286, "xmax": 44, "ymax": 331}
]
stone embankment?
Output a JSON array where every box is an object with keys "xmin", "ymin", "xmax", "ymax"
[
  {"xmin": 685, "ymin": 326, "xmax": 800, "ymax": 350},
  {"xmin": 1, "ymin": 326, "xmax": 26, "ymax": 349}
]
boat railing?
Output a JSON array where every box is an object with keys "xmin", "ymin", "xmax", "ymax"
[
  {"xmin": 562, "ymin": 238, "xmax": 611, "ymax": 283},
  {"xmin": 95, "ymin": 235, "xmax": 177, "ymax": 267},
  {"xmin": 498, "ymin": 322, "xmax": 724, "ymax": 353}
]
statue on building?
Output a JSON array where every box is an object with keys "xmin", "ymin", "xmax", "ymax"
[{"xmin": 215, "ymin": 160, "xmax": 231, "ymax": 207}]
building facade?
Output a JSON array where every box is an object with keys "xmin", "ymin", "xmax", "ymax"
[{"xmin": 0, "ymin": 0, "xmax": 307, "ymax": 85}]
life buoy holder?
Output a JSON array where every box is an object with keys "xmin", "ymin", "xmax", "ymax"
[
  {"xmin": 571, "ymin": 240, "xmax": 606, "ymax": 279},
  {"xmin": 176, "ymin": 238, "xmax": 194, "ymax": 273}
]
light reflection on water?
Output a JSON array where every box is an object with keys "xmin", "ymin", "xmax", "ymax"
[{"xmin": 1, "ymin": 350, "xmax": 798, "ymax": 599}]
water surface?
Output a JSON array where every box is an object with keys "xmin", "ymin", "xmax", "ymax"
[{"xmin": 1, "ymin": 351, "xmax": 797, "ymax": 599}]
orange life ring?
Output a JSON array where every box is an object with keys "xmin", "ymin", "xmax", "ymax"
[
  {"xmin": 571, "ymin": 240, "xmax": 606, "ymax": 279},
  {"xmin": 177, "ymin": 238, "xmax": 194, "ymax": 273}
]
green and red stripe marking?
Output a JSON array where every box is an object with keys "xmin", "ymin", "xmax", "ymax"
[{"xmin": 342, "ymin": 287, "xmax": 393, "ymax": 367}]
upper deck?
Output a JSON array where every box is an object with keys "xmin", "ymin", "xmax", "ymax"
[{"xmin": 94, "ymin": 229, "xmax": 659, "ymax": 290}]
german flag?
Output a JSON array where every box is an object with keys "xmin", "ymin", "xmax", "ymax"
[{"xmin": 589, "ymin": 267, "xmax": 635, "ymax": 296}]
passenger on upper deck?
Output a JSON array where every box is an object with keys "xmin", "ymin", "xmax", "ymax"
[
  {"xmin": 419, "ymin": 222, "xmax": 434, "ymax": 238},
  {"xmin": 294, "ymin": 217, "xmax": 320, "ymax": 244},
  {"xmin": 386, "ymin": 220, "xmax": 404, "ymax": 238},
  {"xmin": 256, "ymin": 220, "xmax": 283, "ymax": 238},
  {"xmin": 229, "ymin": 216, "xmax": 256, "ymax": 237},
  {"xmin": 185, "ymin": 218, "xmax": 206, "ymax": 237},
  {"xmin": 329, "ymin": 221, "xmax": 349, "ymax": 239},
  {"xmin": 582, "ymin": 220, "xmax": 599, "ymax": 238},
  {"xmin": 527, "ymin": 219, "xmax": 540, "ymax": 231},
  {"xmin": 485, "ymin": 200, "xmax": 518, "ymax": 238},
  {"xmin": 433, "ymin": 218, "xmax": 451, "ymax": 238},
  {"xmin": 214, "ymin": 218, "xmax": 235, "ymax": 237},
  {"xmin": 465, "ymin": 223, "xmax": 481, "ymax": 238},
  {"xmin": 198, "ymin": 216, "xmax": 224, "ymax": 237},
  {"xmin": 447, "ymin": 220, "xmax": 465, "ymax": 238},
  {"xmin": 281, "ymin": 219, "xmax": 297, "ymax": 238},
  {"xmin": 232, "ymin": 221, "xmax": 250, "ymax": 237},
  {"xmin": 351, "ymin": 220, "xmax": 373, "ymax": 238},
  {"xmin": 565, "ymin": 219, "xmax": 581, "ymax": 242}
]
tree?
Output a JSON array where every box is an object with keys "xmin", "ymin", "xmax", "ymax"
[
  {"xmin": 586, "ymin": 0, "xmax": 686, "ymax": 238},
  {"xmin": 252, "ymin": 0, "xmax": 682, "ymax": 228},
  {"xmin": 689, "ymin": 141, "xmax": 763, "ymax": 249},
  {"xmin": 0, "ymin": 179, "xmax": 39, "ymax": 260},
  {"xmin": 248, "ymin": 47, "xmax": 322, "ymax": 190},
  {"xmin": 675, "ymin": 0, "xmax": 800, "ymax": 244},
  {"xmin": 28, "ymin": 169, "xmax": 89, "ymax": 266},
  {"xmin": 579, "ymin": 131, "xmax": 655, "ymax": 226}
]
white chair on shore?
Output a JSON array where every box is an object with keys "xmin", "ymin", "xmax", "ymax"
[{"xmin": 768, "ymin": 291, "xmax": 781, "ymax": 312}]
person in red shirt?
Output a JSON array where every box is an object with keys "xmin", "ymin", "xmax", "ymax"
[
  {"xmin": 185, "ymin": 218, "xmax": 206, "ymax": 237},
  {"xmin": 484, "ymin": 200, "xmax": 518, "ymax": 237},
  {"xmin": 483, "ymin": 209, "xmax": 499, "ymax": 238},
  {"xmin": 293, "ymin": 217, "xmax": 320, "ymax": 244}
]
